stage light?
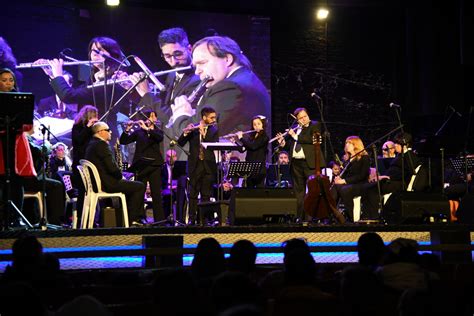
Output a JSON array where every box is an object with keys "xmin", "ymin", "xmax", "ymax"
[
  {"xmin": 316, "ymin": 8, "xmax": 329, "ymax": 20},
  {"xmin": 106, "ymin": 0, "xmax": 120, "ymax": 6}
]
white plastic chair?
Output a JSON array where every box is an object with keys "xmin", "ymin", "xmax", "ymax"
[
  {"xmin": 352, "ymin": 165, "xmax": 421, "ymax": 221},
  {"xmin": 79, "ymin": 159, "xmax": 129, "ymax": 228},
  {"xmin": 24, "ymin": 191, "xmax": 45, "ymax": 221},
  {"xmin": 76, "ymin": 165, "xmax": 91, "ymax": 229}
]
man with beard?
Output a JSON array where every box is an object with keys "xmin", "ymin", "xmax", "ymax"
[{"xmin": 129, "ymin": 27, "xmax": 200, "ymax": 160}]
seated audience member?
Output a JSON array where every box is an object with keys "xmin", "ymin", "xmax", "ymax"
[
  {"xmin": 85, "ymin": 121, "xmax": 146, "ymax": 226},
  {"xmin": 357, "ymin": 232, "xmax": 386, "ymax": 269}
]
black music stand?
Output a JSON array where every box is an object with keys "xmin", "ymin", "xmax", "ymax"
[
  {"xmin": 227, "ymin": 162, "xmax": 263, "ymax": 188},
  {"xmin": 0, "ymin": 92, "xmax": 35, "ymax": 230}
]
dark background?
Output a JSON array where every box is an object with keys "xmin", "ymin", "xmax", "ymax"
[{"xmin": 2, "ymin": 0, "xmax": 473, "ymax": 158}]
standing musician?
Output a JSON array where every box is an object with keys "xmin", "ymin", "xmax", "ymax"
[
  {"xmin": 330, "ymin": 136, "xmax": 370, "ymax": 222},
  {"xmin": 170, "ymin": 36, "xmax": 271, "ymax": 138},
  {"xmin": 119, "ymin": 109, "xmax": 165, "ymax": 222},
  {"xmin": 128, "ymin": 27, "xmax": 200, "ymax": 160},
  {"xmin": 277, "ymin": 107, "xmax": 324, "ymax": 222},
  {"xmin": 177, "ymin": 107, "xmax": 218, "ymax": 225},
  {"xmin": 234, "ymin": 115, "xmax": 269, "ymax": 188}
]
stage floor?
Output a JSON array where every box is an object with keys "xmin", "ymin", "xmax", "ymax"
[{"xmin": 1, "ymin": 223, "xmax": 473, "ymax": 271}]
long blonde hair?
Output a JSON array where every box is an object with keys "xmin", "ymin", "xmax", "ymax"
[
  {"xmin": 74, "ymin": 105, "xmax": 98, "ymax": 125},
  {"xmin": 343, "ymin": 136, "xmax": 368, "ymax": 161}
]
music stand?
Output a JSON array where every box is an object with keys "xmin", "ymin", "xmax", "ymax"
[
  {"xmin": 0, "ymin": 92, "xmax": 35, "ymax": 229},
  {"xmin": 227, "ymin": 162, "xmax": 263, "ymax": 188}
]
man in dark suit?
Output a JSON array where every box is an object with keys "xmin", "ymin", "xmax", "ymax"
[
  {"xmin": 119, "ymin": 109, "xmax": 165, "ymax": 222},
  {"xmin": 161, "ymin": 149, "xmax": 187, "ymax": 222},
  {"xmin": 170, "ymin": 36, "xmax": 271, "ymax": 140},
  {"xmin": 277, "ymin": 108, "xmax": 324, "ymax": 221},
  {"xmin": 36, "ymin": 71, "xmax": 77, "ymax": 120},
  {"xmin": 85, "ymin": 121, "xmax": 146, "ymax": 226},
  {"xmin": 177, "ymin": 107, "xmax": 218, "ymax": 225},
  {"xmin": 129, "ymin": 27, "xmax": 201, "ymax": 160},
  {"xmin": 362, "ymin": 132, "xmax": 421, "ymax": 219}
]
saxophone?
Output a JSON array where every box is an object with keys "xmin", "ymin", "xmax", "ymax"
[{"xmin": 114, "ymin": 138, "xmax": 124, "ymax": 171}]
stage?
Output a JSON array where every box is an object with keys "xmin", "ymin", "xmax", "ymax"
[{"xmin": 1, "ymin": 223, "xmax": 473, "ymax": 271}]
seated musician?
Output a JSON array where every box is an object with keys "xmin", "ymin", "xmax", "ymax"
[
  {"xmin": 278, "ymin": 151, "xmax": 290, "ymax": 165},
  {"xmin": 362, "ymin": 132, "xmax": 421, "ymax": 219},
  {"xmin": 49, "ymin": 142, "xmax": 72, "ymax": 177},
  {"xmin": 330, "ymin": 136, "xmax": 370, "ymax": 222},
  {"xmin": 36, "ymin": 71, "xmax": 77, "ymax": 119},
  {"xmin": 23, "ymin": 126, "xmax": 66, "ymax": 226},
  {"xmin": 381, "ymin": 141, "xmax": 396, "ymax": 158}
]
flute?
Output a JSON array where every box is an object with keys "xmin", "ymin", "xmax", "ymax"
[
  {"xmin": 16, "ymin": 60, "xmax": 103, "ymax": 69},
  {"xmin": 86, "ymin": 66, "xmax": 193, "ymax": 88},
  {"xmin": 268, "ymin": 124, "xmax": 302, "ymax": 143},
  {"xmin": 221, "ymin": 130, "xmax": 256, "ymax": 139}
]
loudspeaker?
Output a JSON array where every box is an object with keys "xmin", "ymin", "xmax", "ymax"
[
  {"xmin": 381, "ymin": 192, "xmax": 450, "ymax": 224},
  {"xmin": 233, "ymin": 188, "xmax": 297, "ymax": 225}
]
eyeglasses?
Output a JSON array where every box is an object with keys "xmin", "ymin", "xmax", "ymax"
[
  {"xmin": 382, "ymin": 147, "xmax": 393, "ymax": 152},
  {"xmin": 162, "ymin": 50, "xmax": 186, "ymax": 60},
  {"xmin": 98, "ymin": 128, "xmax": 111, "ymax": 133}
]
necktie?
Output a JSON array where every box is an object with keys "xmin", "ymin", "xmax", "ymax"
[
  {"xmin": 171, "ymin": 75, "xmax": 181, "ymax": 100},
  {"xmin": 295, "ymin": 142, "xmax": 302, "ymax": 153}
]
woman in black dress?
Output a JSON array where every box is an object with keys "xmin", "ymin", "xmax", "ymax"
[{"xmin": 235, "ymin": 115, "xmax": 269, "ymax": 188}]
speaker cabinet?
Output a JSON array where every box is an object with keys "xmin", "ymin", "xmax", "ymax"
[
  {"xmin": 233, "ymin": 188, "xmax": 297, "ymax": 225},
  {"xmin": 381, "ymin": 192, "xmax": 450, "ymax": 224}
]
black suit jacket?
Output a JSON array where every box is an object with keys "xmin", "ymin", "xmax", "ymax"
[
  {"xmin": 342, "ymin": 155, "xmax": 370, "ymax": 184},
  {"xmin": 284, "ymin": 121, "xmax": 325, "ymax": 169},
  {"xmin": 119, "ymin": 127, "xmax": 164, "ymax": 166},
  {"xmin": 84, "ymin": 137, "xmax": 122, "ymax": 191},
  {"xmin": 139, "ymin": 70, "xmax": 201, "ymax": 127},
  {"xmin": 240, "ymin": 132, "xmax": 269, "ymax": 163},
  {"xmin": 71, "ymin": 123, "xmax": 94, "ymax": 168},
  {"xmin": 387, "ymin": 150, "xmax": 421, "ymax": 182},
  {"xmin": 173, "ymin": 67, "xmax": 271, "ymax": 137},
  {"xmin": 177, "ymin": 125, "xmax": 219, "ymax": 175},
  {"xmin": 36, "ymin": 95, "xmax": 77, "ymax": 119}
]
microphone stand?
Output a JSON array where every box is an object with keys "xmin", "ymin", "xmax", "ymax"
[
  {"xmin": 435, "ymin": 107, "xmax": 458, "ymax": 136},
  {"xmin": 37, "ymin": 125, "xmax": 62, "ymax": 230},
  {"xmin": 100, "ymin": 73, "xmax": 147, "ymax": 122},
  {"xmin": 313, "ymin": 95, "xmax": 336, "ymax": 164}
]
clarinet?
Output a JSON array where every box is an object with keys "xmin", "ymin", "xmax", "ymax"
[
  {"xmin": 114, "ymin": 138, "xmax": 124, "ymax": 171},
  {"xmin": 187, "ymin": 75, "xmax": 212, "ymax": 103}
]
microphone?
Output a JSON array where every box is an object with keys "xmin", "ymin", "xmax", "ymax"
[
  {"xmin": 92, "ymin": 49, "xmax": 130, "ymax": 67},
  {"xmin": 389, "ymin": 102, "xmax": 401, "ymax": 108},
  {"xmin": 449, "ymin": 106, "xmax": 462, "ymax": 117},
  {"xmin": 133, "ymin": 56, "xmax": 165, "ymax": 91},
  {"xmin": 47, "ymin": 126, "xmax": 51, "ymax": 142},
  {"xmin": 310, "ymin": 92, "xmax": 322, "ymax": 100}
]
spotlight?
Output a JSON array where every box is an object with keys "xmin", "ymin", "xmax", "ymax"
[
  {"xmin": 107, "ymin": 0, "xmax": 120, "ymax": 6},
  {"xmin": 316, "ymin": 8, "xmax": 329, "ymax": 20}
]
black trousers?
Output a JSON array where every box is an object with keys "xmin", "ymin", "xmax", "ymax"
[
  {"xmin": 162, "ymin": 175, "xmax": 187, "ymax": 222},
  {"xmin": 23, "ymin": 176, "xmax": 65, "ymax": 225},
  {"xmin": 136, "ymin": 165, "xmax": 164, "ymax": 221},
  {"xmin": 363, "ymin": 180, "xmax": 403, "ymax": 219},
  {"xmin": 290, "ymin": 158, "xmax": 314, "ymax": 219},
  {"xmin": 189, "ymin": 161, "xmax": 214, "ymax": 223},
  {"xmin": 331, "ymin": 183, "xmax": 367, "ymax": 221},
  {"xmin": 107, "ymin": 180, "xmax": 146, "ymax": 222}
]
